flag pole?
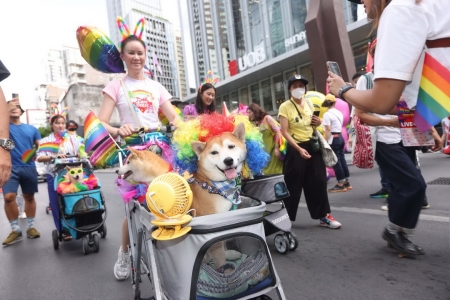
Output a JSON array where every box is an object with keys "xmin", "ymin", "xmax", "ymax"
[{"xmin": 153, "ymin": 50, "xmax": 158, "ymax": 82}]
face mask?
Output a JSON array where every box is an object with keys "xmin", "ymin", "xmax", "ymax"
[{"xmin": 291, "ymin": 88, "xmax": 305, "ymax": 99}]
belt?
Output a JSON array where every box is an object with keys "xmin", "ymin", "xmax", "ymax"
[{"xmin": 426, "ymin": 38, "xmax": 450, "ymax": 48}]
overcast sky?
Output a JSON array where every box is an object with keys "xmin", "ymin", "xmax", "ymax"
[{"xmin": 0, "ymin": 0, "xmax": 193, "ymax": 110}]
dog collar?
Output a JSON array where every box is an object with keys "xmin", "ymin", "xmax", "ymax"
[{"xmin": 187, "ymin": 177, "xmax": 242, "ymax": 210}]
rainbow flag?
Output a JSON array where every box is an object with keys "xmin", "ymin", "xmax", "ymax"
[
  {"xmin": 38, "ymin": 142, "xmax": 60, "ymax": 153},
  {"xmin": 414, "ymin": 53, "xmax": 450, "ymax": 132},
  {"xmin": 21, "ymin": 149, "xmax": 36, "ymax": 163},
  {"xmin": 84, "ymin": 111, "xmax": 110, "ymax": 152}
]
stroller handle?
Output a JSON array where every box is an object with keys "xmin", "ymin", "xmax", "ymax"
[{"xmin": 116, "ymin": 125, "xmax": 176, "ymax": 144}]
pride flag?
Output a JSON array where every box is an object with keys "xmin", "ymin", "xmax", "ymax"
[
  {"xmin": 84, "ymin": 111, "xmax": 110, "ymax": 152},
  {"xmin": 38, "ymin": 142, "xmax": 60, "ymax": 153},
  {"xmin": 414, "ymin": 53, "xmax": 450, "ymax": 132}
]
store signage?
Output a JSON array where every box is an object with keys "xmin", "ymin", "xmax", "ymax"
[
  {"xmin": 284, "ymin": 30, "xmax": 307, "ymax": 47},
  {"xmin": 238, "ymin": 49, "xmax": 266, "ymax": 71}
]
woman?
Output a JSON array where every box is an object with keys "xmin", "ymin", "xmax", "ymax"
[
  {"xmin": 183, "ymin": 83, "xmax": 216, "ymax": 119},
  {"xmin": 36, "ymin": 115, "xmax": 82, "ymax": 240},
  {"xmin": 329, "ymin": 0, "xmax": 450, "ymax": 255},
  {"xmin": 321, "ymin": 94, "xmax": 351, "ymax": 192},
  {"xmin": 98, "ymin": 34, "xmax": 181, "ymax": 281},
  {"xmin": 278, "ymin": 74, "xmax": 341, "ymax": 229},
  {"xmin": 66, "ymin": 120, "xmax": 84, "ymax": 144},
  {"xmin": 247, "ymin": 103, "xmax": 283, "ymax": 175}
]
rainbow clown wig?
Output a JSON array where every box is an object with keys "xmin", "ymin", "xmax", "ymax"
[{"xmin": 172, "ymin": 113, "xmax": 270, "ymax": 175}]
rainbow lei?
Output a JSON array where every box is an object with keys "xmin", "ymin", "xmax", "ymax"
[{"xmin": 172, "ymin": 113, "xmax": 270, "ymax": 174}]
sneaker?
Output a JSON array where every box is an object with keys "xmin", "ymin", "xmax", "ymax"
[
  {"xmin": 114, "ymin": 246, "xmax": 131, "ymax": 280},
  {"xmin": 2, "ymin": 230, "xmax": 23, "ymax": 246},
  {"xmin": 370, "ymin": 189, "xmax": 389, "ymax": 198},
  {"xmin": 422, "ymin": 196, "xmax": 430, "ymax": 209},
  {"xmin": 19, "ymin": 211, "xmax": 27, "ymax": 219},
  {"xmin": 26, "ymin": 228, "xmax": 40, "ymax": 239},
  {"xmin": 320, "ymin": 214, "xmax": 342, "ymax": 229},
  {"xmin": 328, "ymin": 185, "xmax": 347, "ymax": 193},
  {"xmin": 344, "ymin": 181, "xmax": 352, "ymax": 191},
  {"xmin": 382, "ymin": 227, "xmax": 424, "ymax": 255},
  {"xmin": 381, "ymin": 205, "xmax": 388, "ymax": 211}
]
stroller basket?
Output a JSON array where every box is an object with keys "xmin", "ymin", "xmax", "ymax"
[
  {"xmin": 62, "ymin": 190, "xmax": 104, "ymax": 216},
  {"xmin": 242, "ymin": 174, "xmax": 289, "ymax": 203}
]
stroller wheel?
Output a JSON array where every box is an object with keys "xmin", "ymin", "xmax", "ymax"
[
  {"xmin": 52, "ymin": 230, "xmax": 59, "ymax": 250},
  {"xmin": 100, "ymin": 224, "xmax": 107, "ymax": 239},
  {"xmin": 285, "ymin": 232, "xmax": 299, "ymax": 251},
  {"xmin": 274, "ymin": 234, "xmax": 289, "ymax": 254},
  {"xmin": 82, "ymin": 236, "xmax": 89, "ymax": 255},
  {"xmin": 93, "ymin": 234, "xmax": 100, "ymax": 253}
]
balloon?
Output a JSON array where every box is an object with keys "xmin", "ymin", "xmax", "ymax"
[
  {"xmin": 334, "ymin": 98, "xmax": 351, "ymax": 152},
  {"xmin": 305, "ymin": 91, "xmax": 327, "ymax": 118},
  {"xmin": 158, "ymin": 105, "xmax": 183, "ymax": 125},
  {"xmin": 326, "ymin": 167, "xmax": 335, "ymax": 178},
  {"xmin": 76, "ymin": 26, "xmax": 125, "ymax": 74}
]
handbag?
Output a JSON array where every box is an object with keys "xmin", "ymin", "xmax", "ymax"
[{"xmin": 352, "ymin": 74, "xmax": 377, "ymax": 169}]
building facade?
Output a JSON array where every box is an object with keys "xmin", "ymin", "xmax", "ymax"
[
  {"xmin": 106, "ymin": 0, "xmax": 179, "ymax": 98},
  {"xmin": 174, "ymin": 29, "xmax": 188, "ymax": 99},
  {"xmin": 182, "ymin": 0, "xmax": 373, "ymax": 114}
]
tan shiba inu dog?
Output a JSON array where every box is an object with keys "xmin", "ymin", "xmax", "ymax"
[
  {"xmin": 190, "ymin": 123, "xmax": 247, "ymax": 271},
  {"xmin": 66, "ymin": 164, "xmax": 85, "ymax": 184},
  {"xmin": 116, "ymin": 147, "xmax": 171, "ymax": 183}
]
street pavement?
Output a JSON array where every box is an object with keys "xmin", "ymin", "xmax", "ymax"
[{"xmin": 0, "ymin": 152, "xmax": 449, "ymax": 300}]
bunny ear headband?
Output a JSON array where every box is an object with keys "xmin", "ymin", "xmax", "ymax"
[
  {"xmin": 116, "ymin": 16, "xmax": 146, "ymax": 51},
  {"xmin": 199, "ymin": 70, "xmax": 220, "ymax": 91},
  {"xmin": 49, "ymin": 103, "xmax": 69, "ymax": 122}
]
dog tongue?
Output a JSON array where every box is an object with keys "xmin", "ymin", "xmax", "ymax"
[{"xmin": 224, "ymin": 168, "xmax": 237, "ymax": 179}]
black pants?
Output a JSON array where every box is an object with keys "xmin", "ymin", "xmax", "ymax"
[
  {"xmin": 375, "ymin": 142, "xmax": 426, "ymax": 229},
  {"xmin": 330, "ymin": 133, "xmax": 350, "ymax": 182},
  {"xmin": 283, "ymin": 142, "xmax": 331, "ymax": 221}
]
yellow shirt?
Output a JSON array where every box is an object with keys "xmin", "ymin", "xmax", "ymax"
[{"xmin": 278, "ymin": 98, "xmax": 314, "ymax": 142}]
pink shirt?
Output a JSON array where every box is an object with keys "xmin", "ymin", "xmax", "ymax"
[{"xmin": 103, "ymin": 76, "xmax": 172, "ymax": 128}]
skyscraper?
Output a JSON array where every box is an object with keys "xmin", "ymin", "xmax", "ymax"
[{"xmin": 106, "ymin": 0, "xmax": 179, "ymax": 97}]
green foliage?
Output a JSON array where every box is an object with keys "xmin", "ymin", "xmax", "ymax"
[{"xmin": 38, "ymin": 126, "xmax": 52, "ymax": 138}]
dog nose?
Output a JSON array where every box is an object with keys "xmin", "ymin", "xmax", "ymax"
[
  {"xmin": 115, "ymin": 170, "xmax": 119, "ymax": 174},
  {"xmin": 223, "ymin": 157, "xmax": 234, "ymax": 166}
]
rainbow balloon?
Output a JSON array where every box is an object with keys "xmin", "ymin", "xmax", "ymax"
[
  {"xmin": 21, "ymin": 149, "xmax": 36, "ymax": 163},
  {"xmin": 38, "ymin": 142, "xmax": 60, "ymax": 153},
  {"xmin": 76, "ymin": 26, "xmax": 125, "ymax": 74},
  {"xmin": 90, "ymin": 139, "xmax": 119, "ymax": 167}
]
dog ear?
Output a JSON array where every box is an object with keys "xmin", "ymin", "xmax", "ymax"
[
  {"xmin": 232, "ymin": 123, "xmax": 246, "ymax": 143},
  {"xmin": 191, "ymin": 141, "xmax": 206, "ymax": 157}
]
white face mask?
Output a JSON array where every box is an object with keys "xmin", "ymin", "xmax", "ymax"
[{"xmin": 291, "ymin": 88, "xmax": 305, "ymax": 99}]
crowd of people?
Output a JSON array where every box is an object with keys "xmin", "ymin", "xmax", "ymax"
[{"xmin": 0, "ymin": 0, "xmax": 448, "ymax": 288}]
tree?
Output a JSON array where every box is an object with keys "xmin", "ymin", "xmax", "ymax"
[{"xmin": 38, "ymin": 126, "xmax": 52, "ymax": 138}]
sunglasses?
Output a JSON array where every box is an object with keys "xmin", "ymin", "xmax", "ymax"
[{"xmin": 69, "ymin": 169, "xmax": 83, "ymax": 175}]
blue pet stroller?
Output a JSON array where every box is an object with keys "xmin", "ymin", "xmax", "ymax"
[{"xmin": 50, "ymin": 157, "xmax": 107, "ymax": 255}]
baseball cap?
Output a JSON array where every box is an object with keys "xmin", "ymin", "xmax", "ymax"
[
  {"xmin": 325, "ymin": 94, "xmax": 336, "ymax": 102},
  {"xmin": 287, "ymin": 74, "xmax": 309, "ymax": 90}
]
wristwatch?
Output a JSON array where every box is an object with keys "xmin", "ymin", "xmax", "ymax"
[
  {"xmin": 338, "ymin": 84, "xmax": 354, "ymax": 101},
  {"xmin": 0, "ymin": 138, "xmax": 15, "ymax": 151}
]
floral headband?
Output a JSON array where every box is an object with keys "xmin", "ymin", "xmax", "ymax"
[
  {"xmin": 199, "ymin": 70, "xmax": 220, "ymax": 91},
  {"xmin": 49, "ymin": 103, "xmax": 68, "ymax": 122},
  {"xmin": 116, "ymin": 16, "xmax": 145, "ymax": 51}
]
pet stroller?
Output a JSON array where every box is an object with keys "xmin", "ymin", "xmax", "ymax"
[
  {"xmin": 241, "ymin": 175, "xmax": 298, "ymax": 254},
  {"xmin": 50, "ymin": 157, "xmax": 107, "ymax": 255},
  {"xmin": 126, "ymin": 196, "xmax": 286, "ymax": 300}
]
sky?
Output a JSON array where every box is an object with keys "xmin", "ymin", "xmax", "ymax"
[{"xmin": 0, "ymin": 0, "xmax": 192, "ymax": 110}]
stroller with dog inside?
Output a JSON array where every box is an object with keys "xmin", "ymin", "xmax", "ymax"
[
  {"xmin": 242, "ymin": 175, "xmax": 298, "ymax": 254},
  {"xmin": 50, "ymin": 157, "xmax": 106, "ymax": 254},
  {"xmin": 115, "ymin": 126, "xmax": 287, "ymax": 300}
]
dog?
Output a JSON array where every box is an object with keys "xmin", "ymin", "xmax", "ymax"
[
  {"xmin": 66, "ymin": 164, "xmax": 85, "ymax": 184},
  {"xmin": 116, "ymin": 147, "xmax": 171, "ymax": 184},
  {"xmin": 190, "ymin": 123, "xmax": 247, "ymax": 272}
]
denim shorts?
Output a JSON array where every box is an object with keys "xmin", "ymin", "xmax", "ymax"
[{"xmin": 2, "ymin": 166, "xmax": 38, "ymax": 195}]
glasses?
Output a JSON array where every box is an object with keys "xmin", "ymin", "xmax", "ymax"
[{"xmin": 69, "ymin": 169, "xmax": 83, "ymax": 175}]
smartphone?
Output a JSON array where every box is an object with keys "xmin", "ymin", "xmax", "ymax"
[
  {"xmin": 326, "ymin": 61, "xmax": 342, "ymax": 77},
  {"xmin": 313, "ymin": 110, "xmax": 320, "ymax": 117}
]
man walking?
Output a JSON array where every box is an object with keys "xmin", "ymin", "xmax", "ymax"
[{"xmin": 2, "ymin": 99, "xmax": 41, "ymax": 246}]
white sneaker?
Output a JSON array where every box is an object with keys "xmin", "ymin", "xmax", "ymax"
[
  {"xmin": 19, "ymin": 211, "xmax": 27, "ymax": 219},
  {"xmin": 319, "ymin": 214, "xmax": 342, "ymax": 229},
  {"xmin": 381, "ymin": 205, "xmax": 388, "ymax": 211},
  {"xmin": 114, "ymin": 246, "xmax": 131, "ymax": 280}
]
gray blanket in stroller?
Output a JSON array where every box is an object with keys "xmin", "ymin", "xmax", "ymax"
[{"xmin": 197, "ymin": 250, "xmax": 269, "ymax": 298}]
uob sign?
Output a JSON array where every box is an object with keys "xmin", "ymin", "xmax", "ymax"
[{"xmin": 238, "ymin": 49, "xmax": 266, "ymax": 71}]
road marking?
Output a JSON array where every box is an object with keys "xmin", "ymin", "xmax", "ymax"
[{"xmin": 297, "ymin": 203, "xmax": 449, "ymax": 223}]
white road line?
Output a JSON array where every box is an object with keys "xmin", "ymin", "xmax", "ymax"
[{"xmin": 296, "ymin": 203, "xmax": 449, "ymax": 223}]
